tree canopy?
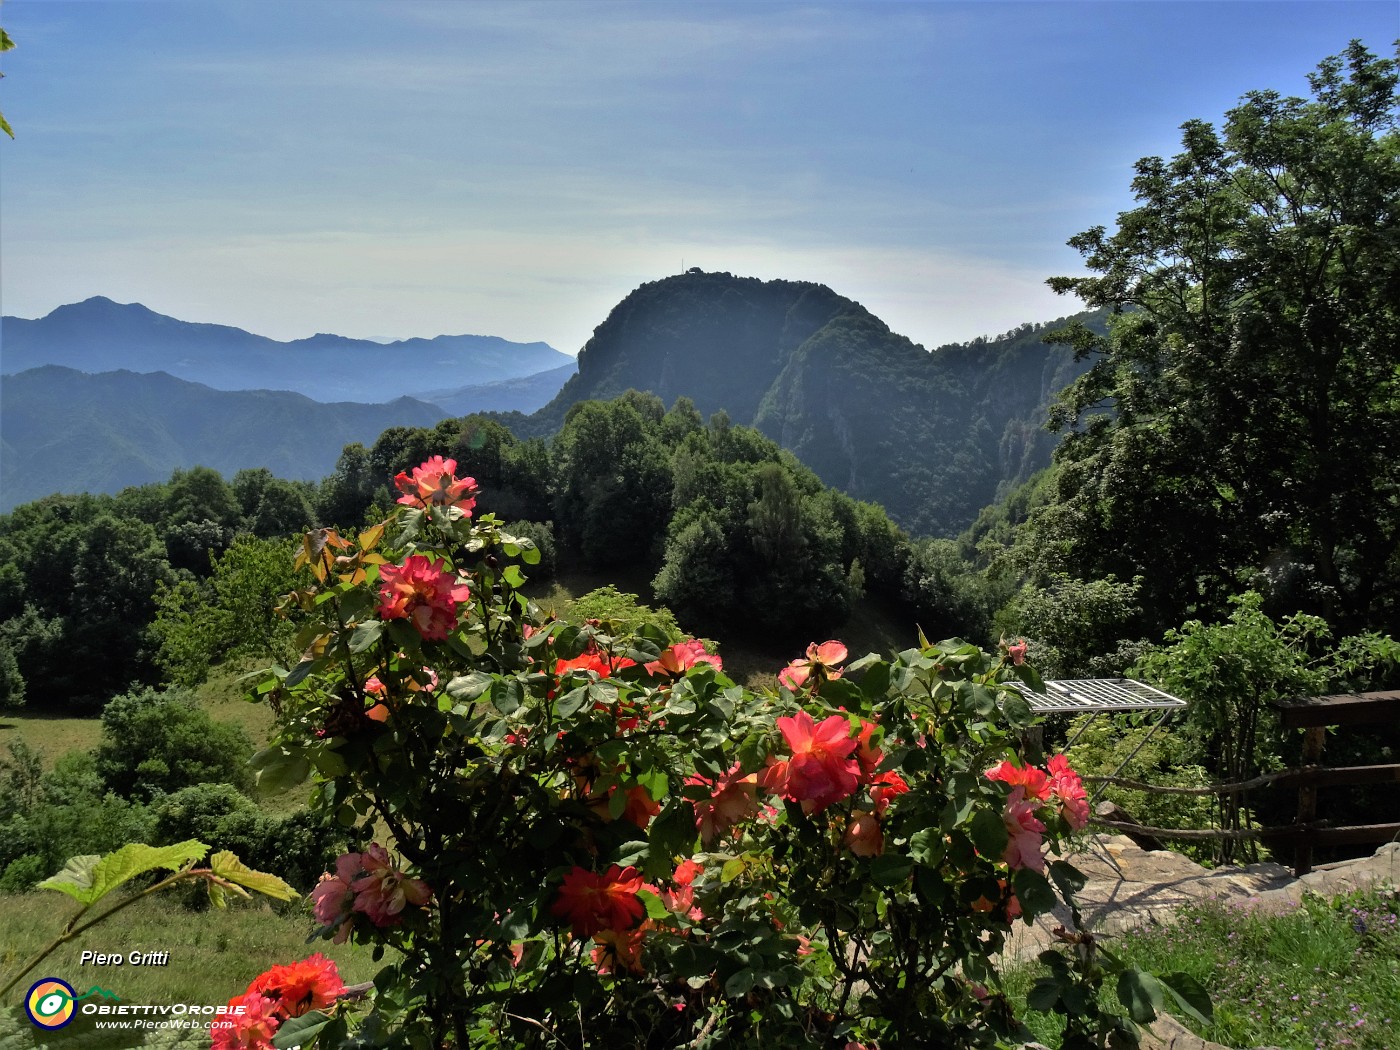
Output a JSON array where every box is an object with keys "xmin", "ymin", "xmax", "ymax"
[{"xmin": 1032, "ymin": 41, "xmax": 1400, "ymax": 636}]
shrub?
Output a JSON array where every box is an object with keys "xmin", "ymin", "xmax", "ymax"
[
  {"xmin": 95, "ymin": 686, "xmax": 254, "ymax": 800},
  {"xmin": 223, "ymin": 460, "xmax": 1190, "ymax": 1049}
]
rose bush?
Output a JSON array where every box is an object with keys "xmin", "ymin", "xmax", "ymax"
[{"xmin": 237, "ymin": 458, "xmax": 1197, "ymax": 1049}]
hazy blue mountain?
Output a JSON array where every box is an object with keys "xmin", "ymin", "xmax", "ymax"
[
  {"xmin": 516, "ymin": 271, "xmax": 1100, "ymax": 536},
  {"xmin": 411, "ymin": 361, "xmax": 578, "ymax": 417},
  {"xmin": 0, "ymin": 366, "xmax": 444, "ymax": 510},
  {"xmin": 1, "ymin": 297, "xmax": 573, "ymax": 403}
]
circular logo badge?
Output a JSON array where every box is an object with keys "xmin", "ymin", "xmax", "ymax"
[{"xmin": 25, "ymin": 978, "xmax": 77, "ymax": 1029}]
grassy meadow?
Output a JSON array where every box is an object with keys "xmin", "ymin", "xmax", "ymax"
[{"xmin": 1004, "ymin": 887, "xmax": 1400, "ymax": 1050}]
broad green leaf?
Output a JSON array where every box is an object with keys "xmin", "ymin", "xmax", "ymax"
[
  {"xmin": 1159, "ymin": 971, "xmax": 1213, "ymax": 1026},
  {"xmin": 554, "ymin": 685, "xmax": 590, "ymax": 718},
  {"xmin": 348, "ymin": 620, "xmax": 382, "ymax": 653},
  {"xmin": 1010, "ymin": 867, "xmax": 1057, "ymax": 919},
  {"xmin": 868, "ymin": 854, "xmax": 913, "ymax": 886},
  {"xmin": 909, "ymin": 828, "xmax": 945, "ymax": 866},
  {"xmin": 490, "ymin": 678, "xmax": 524, "ymax": 716},
  {"xmin": 1117, "ymin": 969, "xmax": 1164, "ymax": 1025},
  {"xmin": 1049, "ymin": 859, "xmax": 1088, "ymax": 899},
  {"xmin": 637, "ymin": 768, "xmax": 668, "ymax": 802},
  {"xmin": 251, "ymin": 745, "xmax": 311, "ymax": 795},
  {"xmin": 283, "ymin": 658, "xmax": 321, "ymax": 689},
  {"xmin": 210, "ymin": 851, "xmax": 298, "ymax": 902},
  {"xmin": 1025, "ymin": 976, "xmax": 1063, "ymax": 1012},
  {"xmin": 502, "ymin": 565, "xmax": 526, "ymax": 588},
  {"xmin": 650, "ymin": 799, "xmax": 699, "ymax": 857},
  {"xmin": 35, "ymin": 854, "xmax": 101, "ymax": 904},
  {"xmin": 446, "ymin": 671, "xmax": 494, "ymax": 703},
  {"xmin": 1012, "ymin": 662, "xmax": 1047, "ymax": 694},
  {"xmin": 970, "ymin": 806, "xmax": 1009, "ymax": 858},
  {"xmin": 273, "ymin": 1011, "xmax": 332, "ymax": 1049},
  {"xmin": 637, "ymin": 888, "xmax": 670, "ymax": 920},
  {"xmin": 38, "ymin": 841, "xmax": 208, "ymax": 906},
  {"xmin": 724, "ymin": 969, "xmax": 755, "ymax": 997}
]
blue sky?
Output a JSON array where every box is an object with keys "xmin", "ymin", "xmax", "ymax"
[{"xmin": 1, "ymin": 1, "xmax": 1395, "ymax": 356}]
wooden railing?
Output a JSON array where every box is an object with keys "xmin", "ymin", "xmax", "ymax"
[{"xmin": 1084, "ymin": 690, "xmax": 1400, "ymax": 876}]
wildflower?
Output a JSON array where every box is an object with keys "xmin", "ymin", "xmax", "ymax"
[
  {"xmin": 350, "ymin": 844, "xmax": 433, "ymax": 927},
  {"xmin": 1003, "ymin": 786, "xmax": 1047, "ymax": 872},
  {"xmin": 662, "ymin": 858, "xmax": 704, "ymax": 920},
  {"xmin": 212, "ymin": 991, "xmax": 281, "ymax": 1050},
  {"xmin": 779, "ymin": 640, "xmax": 848, "ymax": 690},
  {"xmin": 688, "ymin": 761, "xmax": 760, "ymax": 845},
  {"xmin": 645, "ymin": 639, "xmax": 723, "ymax": 676},
  {"xmin": 551, "ymin": 864, "xmax": 646, "ymax": 937},
  {"xmin": 376, "ymin": 556, "xmax": 471, "ymax": 641},
  {"xmin": 761, "ymin": 710, "xmax": 860, "ymax": 813},
  {"xmin": 393, "ymin": 455, "xmax": 478, "ymax": 514},
  {"xmin": 588, "ymin": 783, "xmax": 660, "ymax": 829},
  {"xmin": 1047, "ymin": 753, "xmax": 1090, "ymax": 830},
  {"xmin": 985, "ymin": 758, "xmax": 1051, "ymax": 801},
  {"xmin": 591, "ymin": 923, "xmax": 649, "ymax": 974},
  {"xmin": 844, "ymin": 810, "xmax": 885, "ymax": 857},
  {"xmin": 310, "ymin": 852, "xmax": 360, "ymax": 943},
  {"xmin": 854, "ymin": 719, "xmax": 882, "ymax": 782},
  {"xmin": 246, "ymin": 954, "xmax": 345, "ymax": 1018},
  {"xmin": 843, "ymin": 771, "xmax": 909, "ymax": 857},
  {"xmin": 215, "ymin": 955, "xmax": 346, "ymax": 1050}
]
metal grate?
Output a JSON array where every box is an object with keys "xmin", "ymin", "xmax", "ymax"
[{"xmin": 1006, "ymin": 677, "xmax": 1186, "ymax": 714}]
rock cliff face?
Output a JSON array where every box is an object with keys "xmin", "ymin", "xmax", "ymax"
[{"xmin": 525, "ymin": 270, "xmax": 1103, "ymax": 536}]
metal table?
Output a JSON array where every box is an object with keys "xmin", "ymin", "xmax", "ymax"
[{"xmin": 1006, "ymin": 677, "xmax": 1188, "ymax": 804}]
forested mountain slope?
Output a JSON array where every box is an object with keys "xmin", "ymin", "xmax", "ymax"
[
  {"xmin": 518, "ymin": 270, "xmax": 1100, "ymax": 535},
  {"xmin": 0, "ymin": 367, "xmax": 443, "ymax": 510}
]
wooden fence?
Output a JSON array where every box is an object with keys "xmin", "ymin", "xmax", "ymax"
[{"xmin": 1084, "ymin": 690, "xmax": 1400, "ymax": 876}]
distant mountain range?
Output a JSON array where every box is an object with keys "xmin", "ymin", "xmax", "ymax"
[
  {"xmin": 0, "ymin": 367, "xmax": 445, "ymax": 511},
  {"xmin": 2, "ymin": 296, "xmax": 574, "ymax": 403},
  {"xmin": 1, "ymin": 279, "xmax": 1098, "ymax": 535},
  {"xmin": 521, "ymin": 271, "xmax": 1100, "ymax": 535}
]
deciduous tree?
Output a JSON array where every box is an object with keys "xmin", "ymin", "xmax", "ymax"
[{"xmin": 1038, "ymin": 42, "xmax": 1400, "ymax": 634}]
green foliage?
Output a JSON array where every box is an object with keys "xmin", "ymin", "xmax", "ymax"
[
  {"xmin": 0, "ymin": 745, "xmax": 156, "ymax": 894},
  {"xmin": 94, "ymin": 686, "xmax": 254, "ymax": 800},
  {"xmin": 554, "ymin": 394, "xmax": 674, "ymax": 567},
  {"xmin": 0, "ymin": 636, "xmax": 24, "ymax": 708},
  {"xmin": 902, "ymin": 537, "xmax": 996, "ymax": 643},
  {"xmin": 1011, "ymin": 889, "xmax": 1400, "ymax": 1050},
  {"xmin": 1036, "ymin": 42, "xmax": 1400, "ymax": 637},
  {"xmin": 1064, "ymin": 714, "xmax": 1217, "ymax": 859},
  {"xmin": 1, "ymin": 26, "xmax": 14, "ymax": 140},
  {"xmin": 1134, "ymin": 592, "xmax": 1398, "ymax": 861},
  {"xmin": 0, "ymin": 493, "xmax": 176, "ymax": 709},
  {"xmin": 998, "ymin": 572, "xmax": 1149, "ymax": 679},
  {"xmin": 565, "ymin": 585, "xmax": 682, "ymax": 642},
  {"xmin": 503, "ymin": 520, "xmax": 556, "ymax": 580},
  {"xmin": 151, "ymin": 534, "xmax": 304, "ymax": 686},
  {"xmin": 150, "ymin": 784, "xmax": 343, "ymax": 894}
]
